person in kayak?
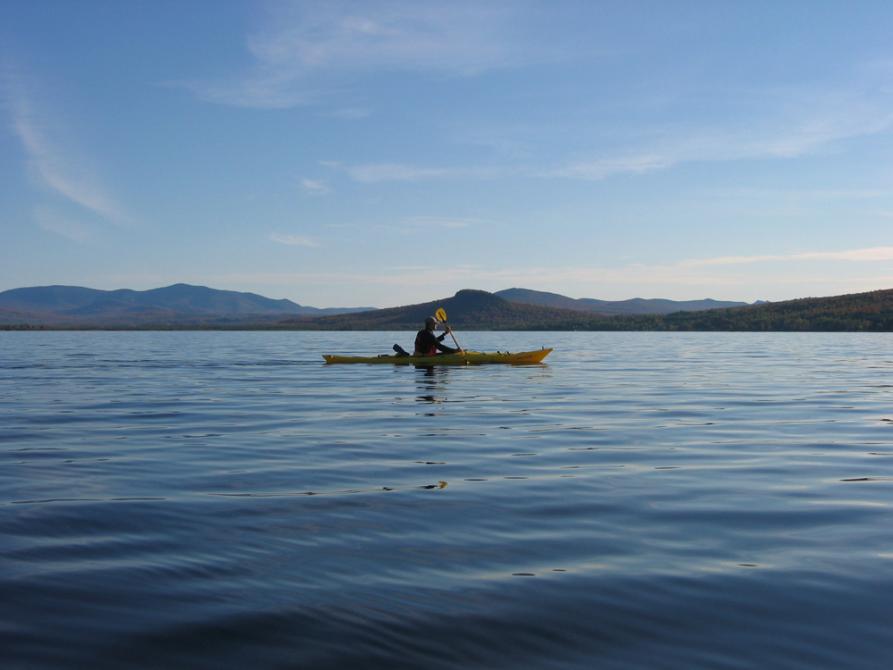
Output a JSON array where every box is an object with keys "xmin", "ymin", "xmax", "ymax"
[{"xmin": 414, "ymin": 316, "xmax": 460, "ymax": 356}]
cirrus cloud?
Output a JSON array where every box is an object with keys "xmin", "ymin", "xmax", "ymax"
[
  {"xmin": 179, "ymin": 2, "xmax": 537, "ymax": 109},
  {"xmin": 4, "ymin": 68, "xmax": 129, "ymax": 227},
  {"xmin": 269, "ymin": 232, "xmax": 321, "ymax": 247},
  {"xmin": 682, "ymin": 246, "xmax": 893, "ymax": 267},
  {"xmin": 300, "ymin": 178, "xmax": 331, "ymax": 195}
]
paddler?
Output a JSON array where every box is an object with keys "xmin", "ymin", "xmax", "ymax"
[{"xmin": 414, "ymin": 316, "xmax": 461, "ymax": 356}]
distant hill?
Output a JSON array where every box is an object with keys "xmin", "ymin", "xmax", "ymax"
[
  {"xmin": 281, "ymin": 289, "xmax": 593, "ymax": 330},
  {"xmin": 495, "ymin": 288, "xmax": 748, "ymax": 314},
  {"xmin": 0, "ymin": 284, "xmax": 373, "ymax": 326},
  {"xmin": 653, "ymin": 289, "xmax": 893, "ymax": 331},
  {"xmin": 283, "ymin": 288, "xmax": 893, "ymax": 332},
  {"xmin": 5, "ymin": 285, "xmax": 892, "ymax": 331}
]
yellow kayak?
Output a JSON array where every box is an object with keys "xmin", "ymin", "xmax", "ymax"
[{"xmin": 323, "ymin": 348, "xmax": 552, "ymax": 365}]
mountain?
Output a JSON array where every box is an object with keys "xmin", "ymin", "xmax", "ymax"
[
  {"xmin": 0, "ymin": 284, "xmax": 373, "ymax": 326},
  {"xmin": 653, "ymin": 288, "xmax": 893, "ymax": 331},
  {"xmin": 495, "ymin": 288, "xmax": 748, "ymax": 314},
  {"xmin": 283, "ymin": 288, "xmax": 893, "ymax": 332},
  {"xmin": 281, "ymin": 289, "xmax": 594, "ymax": 330},
  {"xmin": 5, "ymin": 285, "xmax": 892, "ymax": 331}
]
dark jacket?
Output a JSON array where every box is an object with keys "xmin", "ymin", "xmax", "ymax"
[{"xmin": 414, "ymin": 329, "xmax": 456, "ymax": 355}]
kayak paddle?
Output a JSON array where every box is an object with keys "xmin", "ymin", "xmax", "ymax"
[{"xmin": 435, "ymin": 307, "xmax": 463, "ymax": 353}]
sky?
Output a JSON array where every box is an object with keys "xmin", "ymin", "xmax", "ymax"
[{"xmin": 2, "ymin": 0, "xmax": 893, "ymax": 308}]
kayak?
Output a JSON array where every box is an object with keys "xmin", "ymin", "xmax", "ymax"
[{"xmin": 323, "ymin": 348, "xmax": 553, "ymax": 365}]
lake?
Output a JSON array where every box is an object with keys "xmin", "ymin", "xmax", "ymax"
[{"xmin": 2, "ymin": 331, "xmax": 892, "ymax": 669}]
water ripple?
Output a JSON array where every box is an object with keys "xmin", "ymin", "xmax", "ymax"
[{"xmin": 2, "ymin": 331, "xmax": 893, "ymax": 668}]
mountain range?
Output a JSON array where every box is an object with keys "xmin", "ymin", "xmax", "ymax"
[
  {"xmin": 291, "ymin": 288, "xmax": 893, "ymax": 332},
  {"xmin": 0, "ymin": 284, "xmax": 373, "ymax": 326},
  {"xmin": 495, "ymin": 288, "xmax": 747, "ymax": 314},
  {"xmin": 3, "ymin": 283, "xmax": 891, "ymax": 331},
  {"xmin": 284, "ymin": 289, "xmax": 589, "ymax": 330},
  {"xmin": 0, "ymin": 283, "xmax": 752, "ymax": 327}
]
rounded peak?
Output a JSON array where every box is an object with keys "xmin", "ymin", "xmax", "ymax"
[{"xmin": 453, "ymin": 289, "xmax": 494, "ymax": 298}]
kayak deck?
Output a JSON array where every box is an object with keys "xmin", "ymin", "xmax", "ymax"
[{"xmin": 323, "ymin": 348, "xmax": 552, "ymax": 365}]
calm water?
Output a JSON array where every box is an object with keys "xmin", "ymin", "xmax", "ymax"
[{"xmin": 2, "ymin": 331, "xmax": 893, "ymax": 669}]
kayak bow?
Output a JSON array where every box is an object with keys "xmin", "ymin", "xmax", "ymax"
[{"xmin": 323, "ymin": 348, "xmax": 552, "ymax": 365}]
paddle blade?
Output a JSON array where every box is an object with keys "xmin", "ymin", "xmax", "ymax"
[{"xmin": 435, "ymin": 307, "xmax": 447, "ymax": 322}]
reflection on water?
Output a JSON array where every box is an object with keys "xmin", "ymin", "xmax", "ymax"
[
  {"xmin": 2, "ymin": 331, "xmax": 893, "ymax": 669},
  {"xmin": 416, "ymin": 364, "xmax": 450, "ymax": 404}
]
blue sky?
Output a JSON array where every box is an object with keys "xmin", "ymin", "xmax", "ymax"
[{"xmin": 2, "ymin": 1, "xmax": 893, "ymax": 308}]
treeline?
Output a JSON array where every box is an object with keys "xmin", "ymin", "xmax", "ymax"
[
  {"xmin": 655, "ymin": 290, "xmax": 893, "ymax": 331},
  {"xmin": 506, "ymin": 290, "xmax": 893, "ymax": 331},
  {"xmin": 1, "ymin": 324, "xmax": 51, "ymax": 331}
]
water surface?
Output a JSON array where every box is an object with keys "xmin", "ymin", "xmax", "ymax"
[{"xmin": 2, "ymin": 331, "xmax": 893, "ymax": 668}]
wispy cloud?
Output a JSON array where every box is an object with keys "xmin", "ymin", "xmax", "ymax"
[
  {"xmin": 4, "ymin": 68, "xmax": 127, "ymax": 227},
  {"xmin": 269, "ymin": 232, "xmax": 321, "ymax": 247},
  {"xmin": 14, "ymin": 113, "xmax": 125, "ymax": 223},
  {"xmin": 403, "ymin": 216, "xmax": 475, "ymax": 230},
  {"xmin": 313, "ymin": 216, "xmax": 479, "ymax": 234},
  {"xmin": 347, "ymin": 163, "xmax": 452, "ymax": 182},
  {"xmin": 542, "ymin": 154, "xmax": 674, "ymax": 180},
  {"xmin": 340, "ymin": 107, "xmax": 893, "ymax": 184},
  {"xmin": 179, "ymin": 2, "xmax": 536, "ymax": 109},
  {"xmin": 330, "ymin": 107, "xmax": 372, "ymax": 120},
  {"xmin": 300, "ymin": 178, "xmax": 331, "ymax": 195},
  {"xmin": 346, "ymin": 162, "xmax": 508, "ymax": 182},
  {"xmin": 360, "ymin": 105, "xmax": 893, "ymax": 185},
  {"xmin": 682, "ymin": 246, "xmax": 893, "ymax": 267},
  {"xmin": 370, "ymin": 215, "xmax": 480, "ymax": 234},
  {"xmin": 704, "ymin": 187, "xmax": 891, "ymax": 201},
  {"xmin": 340, "ymin": 157, "xmax": 674, "ymax": 184},
  {"xmin": 334, "ymin": 70, "xmax": 893, "ymax": 184},
  {"xmin": 548, "ymin": 84, "xmax": 893, "ymax": 180},
  {"xmin": 33, "ymin": 206, "xmax": 91, "ymax": 242}
]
